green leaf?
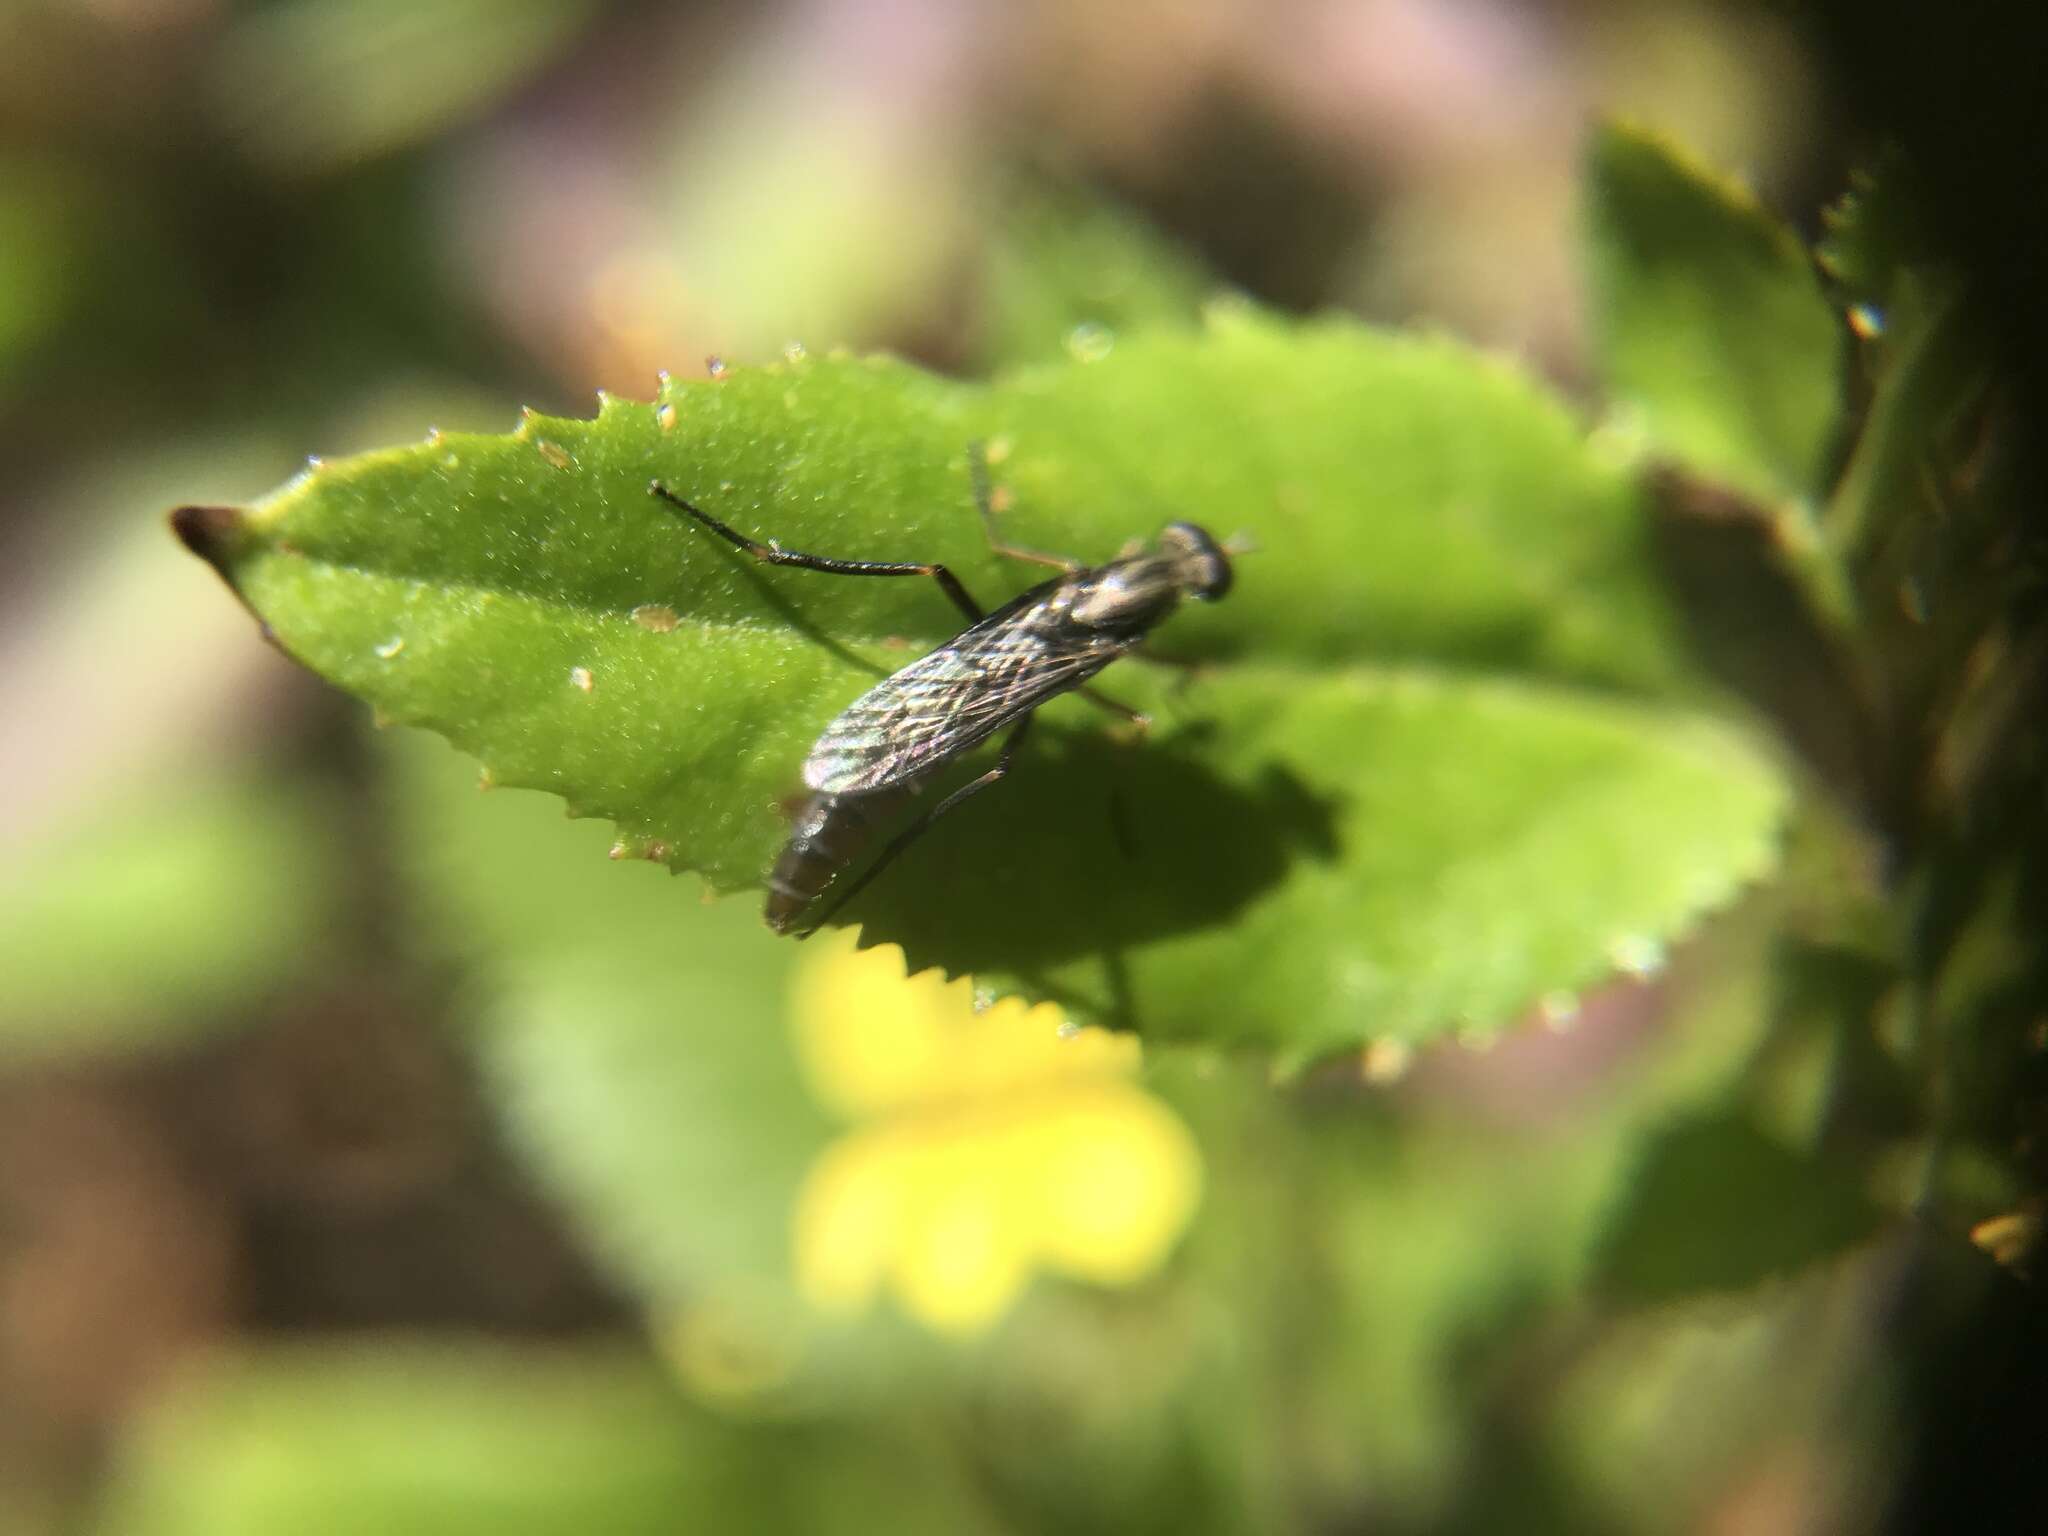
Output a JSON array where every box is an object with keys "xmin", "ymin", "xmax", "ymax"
[
  {"xmin": 974, "ymin": 180, "xmax": 1213, "ymax": 368},
  {"xmin": 97, "ymin": 1342, "xmax": 990, "ymax": 1536},
  {"xmin": 0, "ymin": 780, "xmax": 338, "ymax": 1060},
  {"xmin": 869, "ymin": 668, "xmax": 1784, "ymax": 1063},
  {"xmin": 385, "ymin": 726, "xmax": 832, "ymax": 1344},
  {"xmin": 1590, "ymin": 1110, "xmax": 1885, "ymax": 1304},
  {"xmin": 1819, "ymin": 166, "xmax": 1989, "ymax": 564},
  {"xmin": 0, "ymin": 155, "xmax": 83, "ymax": 387},
  {"xmin": 1585, "ymin": 123, "xmax": 1844, "ymax": 505},
  {"xmin": 1827, "ymin": 292, "xmax": 1985, "ymax": 562},
  {"xmin": 207, "ymin": 0, "xmax": 598, "ymax": 174},
  {"xmin": 1141, "ymin": 916, "xmax": 1783, "ymax": 1512},
  {"xmin": 100, "ymin": 1346, "xmax": 707, "ymax": 1536},
  {"xmin": 179, "ymin": 308, "xmax": 1786, "ymax": 1056},
  {"xmin": 1816, "ymin": 153, "xmax": 1933, "ymax": 318}
]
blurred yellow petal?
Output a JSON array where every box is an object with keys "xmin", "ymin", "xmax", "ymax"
[
  {"xmin": 794, "ymin": 934, "xmax": 1143, "ymax": 1116},
  {"xmin": 787, "ymin": 932, "xmax": 1202, "ymax": 1337},
  {"xmin": 791, "ymin": 1134, "xmax": 903, "ymax": 1315},
  {"xmin": 1031, "ymin": 1091, "xmax": 1203, "ymax": 1285},
  {"xmin": 944, "ymin": 992, "xmax": 1139, "ymax": 1099},
  {"xmin": 890, "ymin": 1155, "xmax": 1032, "ymax": 1337},
  {"xmin": 792, "ymin": 933, "xmax": 967, "ymax": 1115}
]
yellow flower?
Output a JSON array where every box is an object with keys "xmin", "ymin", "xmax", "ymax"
[{"xmin": 790, "ymin": 934, "xmax": 1202, "ymax": 1337}]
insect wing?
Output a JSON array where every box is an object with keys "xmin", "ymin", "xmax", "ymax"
[{"xmin": 803, "ymin": 604, "xmax": 1120, "ymax": 793}]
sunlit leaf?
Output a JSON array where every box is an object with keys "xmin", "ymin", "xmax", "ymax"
[{"xmin": 180, "ymin": 308, "xmax": 1787, "ymax": 1056}]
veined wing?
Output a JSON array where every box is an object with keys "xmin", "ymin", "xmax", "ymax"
[{"xmin": 803, "ymin": 603, "xmax": 1127, "ymax": 793}]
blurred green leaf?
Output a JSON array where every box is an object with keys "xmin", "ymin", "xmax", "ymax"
[
  {"xmin": 0, "ymin": 156, "xmax": 80, "ymax": 383},
  {"xmin": 1828, "ymin": 292, "xmax": 1984, "ymax": 560},
  {"xmin": 209, "ymin": 0, "xmax": 598, "ymax": 175},
  {"xmin": 1585, "ymin": 123, "xmax": 1844, "ymax": 505},
  {"xmin": 384, "ymin": 726, "xmax": 834, "ymax": 1347},
  {"xmin": 1815, "ymin": 158, "xmax": 1923, "ymax": 313},
  {"xmin": 1819, "ymin": 165, "xmax": 1989, "ymax": 566},
  {"xmin": 1645, "ymin": 468, "xmax": 1876, "ymax": 803},
  {"xmin": 96, "ymin": 1342, "xmax": 994, "ymax": 1536},
  {"xmin": 181, "ymin": 309, "xmax": 1786, "ymax": 1056},
  {"xmin": 1132, "ymin": 913, "xmax": 1784, "ymax": 1517},
  {"xmin": 0, "ymin": 780, "xmax": 336, "ymax": 1059},
  {"xmin": 1590, "ymin": 1110, "xmax": 1885, "ymax": 1304},
  {"xmin": 1553, "ymin": 1254, "xmax": 1884, "ymax": 1533},
  {"xmin": 975, "ymin": 181, "xmax": 1213, "ymax": 368},
  {"xmin": 648, "ymin": 53, "xmax": 971, "ymax": 361}
]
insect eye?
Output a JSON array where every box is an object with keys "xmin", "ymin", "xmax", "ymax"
[
  {"xmin": 1192, "ymin": 551, "xmax": 1232, "ymax": 600},
  {"xmin": 1162, "ymin": 521, "xmax": 1233, "ymax": 600}
]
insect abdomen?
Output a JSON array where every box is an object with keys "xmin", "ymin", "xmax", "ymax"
[{"xmin": 764, "ymin": 787, "xmax": 914, "ymax": 933}]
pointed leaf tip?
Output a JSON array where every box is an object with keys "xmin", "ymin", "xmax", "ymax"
[{"xmin": 169, "ymin": 504, "xmax": 250, "ymax": 581}]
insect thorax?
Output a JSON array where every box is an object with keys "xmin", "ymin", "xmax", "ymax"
[{"xmin": 1064, "ymin": 559, "xmax": 1188, "ymax": 631}]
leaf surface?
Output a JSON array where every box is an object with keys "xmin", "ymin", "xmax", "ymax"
[
  {"xmin": 180, "ymin": 309, "xmax": 1787, "ymax": 1054},
  {"xmin": 0, "ymin": 781, "xmax": 337, "ymax": 1058},
  {"xmin": 1590, "ymin": 1110, "xmax": 1885, "ymax": 1303},
  {"xmin": 98, "ymin": 1342, "xmax": 986, "ymax": 1535},
  {"xmin": 1586, "ymin": 123, "xmax": 1844, "ymax": 505}
]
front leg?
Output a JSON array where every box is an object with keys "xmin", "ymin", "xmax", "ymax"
[{"xmin": 650, "ymin": 481, "xmax": 986, "ymax": 623}]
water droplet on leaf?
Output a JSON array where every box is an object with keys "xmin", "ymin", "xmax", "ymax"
[{"xmin": 1065, "ymin": 321, "xmax": 1114, "ymax": 363}]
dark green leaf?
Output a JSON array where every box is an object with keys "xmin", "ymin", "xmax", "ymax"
[
  {"xmin": 1591, "ymin": 1110, "xmax": 1885, "ymax": 1304},
  {"xmin": 1821, "ymin": 162, "xmax": 1989, "ymax": 563},
  {"xmin": 1585, "ymin": 123, "xmax": 1844, "ymax": 505},
  {"xmin": 1815, "ymin": 155, "xmax": 1926, "ymax": 315}
]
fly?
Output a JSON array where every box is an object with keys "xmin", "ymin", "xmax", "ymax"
[{"xmin": 648, "ymin": 444, "xmax": 1233, "ymax": 936}]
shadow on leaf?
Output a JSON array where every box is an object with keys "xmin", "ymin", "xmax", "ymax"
[{"xmin": 842, "ymin": 719, "xmax": 1339, "ymax": 1022}]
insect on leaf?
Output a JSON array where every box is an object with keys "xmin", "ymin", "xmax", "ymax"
[{"xmin": 174, "ymin": 307, "xmax": 1789, "ymax": 1058}]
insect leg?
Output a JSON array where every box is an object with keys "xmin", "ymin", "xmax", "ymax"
[
  {"xmin": 967, "ymin": 441, "xmax": 1079, "ymax": 573},
  {"xmin": 649, "ymin": 481, "xmax": 985, "ymax": 623},
  {"xmin": 1077, "ymin": 685, "xmax": 1150, "ymax": 732},
  {"xmin": 792, "ymin": 716, "xmax": 1033, "ymax": 938}
]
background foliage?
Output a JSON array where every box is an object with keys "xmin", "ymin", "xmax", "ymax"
[{"xmin": 4, "ymin": 3, "xmax": 2043, "ymax": 1533}]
